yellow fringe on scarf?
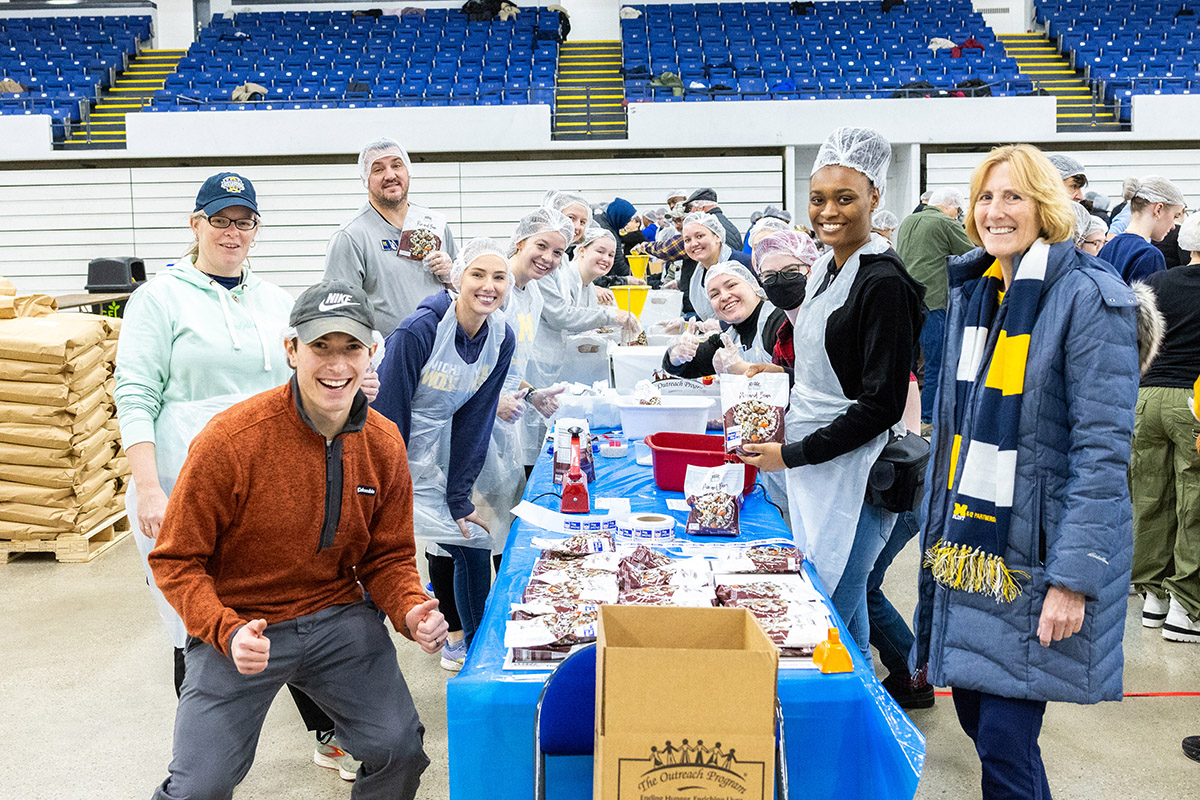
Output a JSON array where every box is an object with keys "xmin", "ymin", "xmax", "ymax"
[{"xmin": 924, "ymin": 539, "xmax": 1029, "ymax": 603}]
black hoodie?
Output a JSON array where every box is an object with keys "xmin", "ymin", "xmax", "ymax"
[{"xmin": 782, "ymin": 249, "xmax": 926, "ymax": 468}]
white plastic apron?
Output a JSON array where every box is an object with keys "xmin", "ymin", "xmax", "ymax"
[
  {"xmin": 507, "ymin": 281, "xmax": 548, "ymax": 466},
  {"xmin": 527, "ymin": 265, "xmax": 570, "ymax": 390},
  {"xmin": 410, "ymin": 299, "xmax": 504, "ymax": 550},
  {"xmin": 127, "ymin": 394, "xmax": 248, "ymax": 648},
  {"xmin": 784, "ymin": 237, "xmax": 893, "ymax": 594},
  {"xmin": 476, "ymin": 280, "xmax": 543, "ymax": 550}
]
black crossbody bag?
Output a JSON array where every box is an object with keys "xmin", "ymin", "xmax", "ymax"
[{"xmin": 865, "ymin": 431, "xmax": 930, "ymax": 513}]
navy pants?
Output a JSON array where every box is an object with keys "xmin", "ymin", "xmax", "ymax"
[
  {"xmin": 152, "ymin": 603, "xmax": 429, "ymax": 800},
  {"xmin": 951, "ymin": 687, "xmax": 1051, "ymax": 800}
]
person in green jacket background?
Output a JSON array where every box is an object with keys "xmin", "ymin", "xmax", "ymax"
[{"xmin": 896, "ymin": 186, "xmax": 975, "ymax": 426}]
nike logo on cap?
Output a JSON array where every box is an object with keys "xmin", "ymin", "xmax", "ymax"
[{"xmin": 318, "ymin": 292, "xmax": 360, "ymax": 312}]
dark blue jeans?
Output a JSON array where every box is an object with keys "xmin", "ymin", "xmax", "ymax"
[
  {"xmin": 867, "ymin": 509, "xmax": 919, "ymax": 678},
  {"xmin": 952, "ymin": 687, "xmax": 1052, "ymax": 800},
  {"xmin": 440, "ymin": 544, "xmax": 494, "ymax": 650},
  {"xmin": 918, "ymin": 307, "xmax": 946, "ymax": 424}
]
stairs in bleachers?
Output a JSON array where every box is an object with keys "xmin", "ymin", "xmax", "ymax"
[
  {"xmin": 63, "ymin": 49, "xmax": 185, "ymax": 149},
  {"xmin": 552, "ymin": 41, "xmax": 627, "ymax": 141},
  {"xmin": 997, "ymin": 33, "xmax": 1123, "ymax": 132}
]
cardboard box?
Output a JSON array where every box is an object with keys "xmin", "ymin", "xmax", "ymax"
[{"xmin": 595, "ymin": 606, "xmax": 779, "ymax": 800}]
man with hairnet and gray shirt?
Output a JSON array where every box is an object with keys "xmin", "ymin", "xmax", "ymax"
[
  {"xmin": 324, "ymin": 138, "xmax": 459, "ymax": 336},
  {"xmin": 896, "ymin": 186, "xmax": 974, "ymax": 427}
]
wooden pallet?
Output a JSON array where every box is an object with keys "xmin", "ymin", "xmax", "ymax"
[{"xmin": 1, "ymin": 509, "xmax": 130, "ymax": 563}]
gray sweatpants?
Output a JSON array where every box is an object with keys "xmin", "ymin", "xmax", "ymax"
[{"xmin": 151, "ymin": 602, "xmax": 429, "ymax": 800}]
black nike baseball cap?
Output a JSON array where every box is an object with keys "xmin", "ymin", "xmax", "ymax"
[{"xmin": 289, "ymin": 280, "xmax": 376, "ymax": 345}]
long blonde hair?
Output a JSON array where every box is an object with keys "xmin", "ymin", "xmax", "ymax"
[{"xmin": 965, "ymin": 144, "xmax": 1075, "ymax": 247}]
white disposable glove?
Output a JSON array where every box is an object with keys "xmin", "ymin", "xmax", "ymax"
[
  {"xmin": 617, "ymin": 310, "xmax": 641, "ymax": 336},
  {"xmin": 662, "ymin": 279, "xmax": 679, "ymax": 290},
  {"xmin": 712, "ymin": 339, "xmax": 749, "ymax": 375},
  {"xmin": 697, "ymin": 318, "xmax": 722, "ymax": 334},
  {"xmin": 652, "ymin": 317, "xmax": 686, "ymax": 335},
  {"xmin": 424, "ymin": 250, "xmax": 453, "ymax": 281},
  {"xmin": 528, "ymin": 384, "xmax": 566, "ymax": 418},
  {"xmin": 669, "ymin": 334, "xmax": 701, "ymax": 366},
  {"xmin": 496, "ymin": 391, "xmax": 526, "ymax": 423},
  {"xmin": 595, "ymin": 285, "xmax": 617, "ymax": 306}
]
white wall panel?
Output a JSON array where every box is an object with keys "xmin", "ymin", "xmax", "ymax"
[
  {"xmin": 0, "ymin": 154, "xmax": 782, "ymax": 298},
  {"xmin": 927, "ymin": 148, "xmax": 1200, "ymax": 212}
]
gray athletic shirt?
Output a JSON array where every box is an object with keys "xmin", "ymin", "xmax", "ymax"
[{"xmin": 323, "ymin": 201, "xmax": 459, "ymax": 336}]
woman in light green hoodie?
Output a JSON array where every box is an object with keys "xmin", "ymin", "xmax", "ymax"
[{"xmin": 115, "ymin": 173, "xmax": 364, "ymax": 781}]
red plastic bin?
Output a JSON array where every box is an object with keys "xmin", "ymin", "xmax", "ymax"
[{"xmin": 644, "ymin": 431, "xmax": 758, "ymax": 496}]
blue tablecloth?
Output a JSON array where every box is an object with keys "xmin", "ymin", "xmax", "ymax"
[{"xmin": 446, "ymin": 438, "xmax": 925, "ymax": 799}]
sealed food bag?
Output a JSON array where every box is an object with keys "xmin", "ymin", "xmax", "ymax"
[
  {"xmin": 721, "ymin": 373, "xmax": 789, "ymax": 455},
  {"xmin": 683, "ymin": 463, "xmax": 745, "ymax": 537}
]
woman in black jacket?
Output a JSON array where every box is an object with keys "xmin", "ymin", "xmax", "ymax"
[{"xmin": 741, "ymin": 127, "xmax": 925, "ymax": 661}]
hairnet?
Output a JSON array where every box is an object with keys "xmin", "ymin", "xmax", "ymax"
[
  {"xmin": 508, "ymin": 206, "xmax": 575, "ymax": 257},
  {"xmin": 1179, "ymin": 213, "xmax": 1200, "ymax": 252},
  {"xmin": 1085, "ymin": 190, "xmax": 1110, "ymax": 211},
  {"xmin": 704, "ymin": 261, "xmax": 766, "ymax": 299},
  {"xmin": 668, "ymin": 204, "xmax": 688, "ymax": 219},
  {"xmin": 748, "ymin": 216, "xmax": 793, "ymax": 243},
  {"xmin": 763, "ymin": 204, "xmax": 793, "ymax": 223},
  {"xmin": 749, "ymin": 210, "xmax": 764, "ymax": 226},
  {"xmin": 1070, "ymin": 202, "xmax": 1094, "ymax": 240},
  {"xmin": 927, "ymin": 187, "xmax": 966, "ymax": 210},
  {"xmin": 579, "ymin": 223, "xmax": 617, "ymax": 250},
  {"xmin": 1081, "ymin": 215, "xmax": 1108, "ymax": 243},
  {"xmin": 358, "ymin": 137, "xmax": 412, "ymax": 183},
  {"xmin": 546, "ymin": 190, "xmax": 593, "ymax": 227},
  {"xmin": 871, "ymin": 210, "xmax": 900, "ymax": 229},
  {"xmin": 1047, "ymin": 154, "xmax": 1086, "ymax": 182},
  {"xmin": 1132, "ymin": 175, "xmax": 1186, "ymax": 207},
  {"xmin": 682, "ymin": 210, "xmax": 725, "ymax": 240},
  {"xmin": 811, "ymin": 126, "xmax": 892, "ymax": 198},
  {"xmin": 752, "ymin": 230, "xmax": 821, "ymax": 272},
  {"xmin": 669, "ymin": 188, "xmax": 689, "ymax": 200},
  {"xmin": 1122, "ymin": 177, "xmax": 1139, "ymax": 199},
  {"xmin": 920, "ymin": 190, "xmax": 933, "ymax": 202},
  {"xmin": 451, "ymin": 237, "xmax": 510, "ymax": 290}
]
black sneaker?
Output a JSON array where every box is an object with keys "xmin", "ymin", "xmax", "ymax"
[
  {"xmin": 882, "ymin": 671, "xmax": 936, "ymax": 710},
  {"xmin": 1184, "ymin": 736, "xmax": 1200, "ymax": 763}
]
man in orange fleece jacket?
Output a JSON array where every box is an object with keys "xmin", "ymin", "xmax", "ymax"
[{"xmin": 148, "ymin": 280, "xmax": 446, "ymax": 800}]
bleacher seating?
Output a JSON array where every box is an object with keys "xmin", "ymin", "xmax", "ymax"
[
  {"xmin": 1037, "ymin": 0, "xmax": 1199, "ymax": 122},
  {"xmin": 0, "ymin": 15, "xmax": 150, "ymax": 138},
  {"xmin": 146, "ymin": 8, "xmax": 563, "ymax": 112},
  {"xmin": 621, "ymin": 1, "xmax": 1030, "ymax": 101}
]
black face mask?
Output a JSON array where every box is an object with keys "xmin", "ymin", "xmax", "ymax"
[{"xmin": 761, "ymin": 271, "xmax": 808, "ymax": 310}]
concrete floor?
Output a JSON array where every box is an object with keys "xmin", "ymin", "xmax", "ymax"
[{"xmin": 2, "ymin": 532, "xmax": 1197, "ymax": 799}]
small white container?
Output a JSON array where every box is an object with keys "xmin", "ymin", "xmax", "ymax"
[{"xmin": 615, "ymin": 396, "xmax": 713, "ymax": 442}]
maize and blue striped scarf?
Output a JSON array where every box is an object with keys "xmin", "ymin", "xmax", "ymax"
[{"xmin": 926, "ymin": 240, "xmax": 1051, "ymax": 602}]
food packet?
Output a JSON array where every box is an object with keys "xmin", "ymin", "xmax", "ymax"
[
  {"xmin": 634, "ymin": 379, "xmax": 661, "ymax": 406},
  {"xmin": 683, "ymin": 463, "xmax": 745, "ymax": 537},
  {"xmin": 504, "ymin": 604, "xmax": 600, "ymax": 648},
  {"xmin": 721, "ymin": 373, "xmax": 790, "ymax": 455}
]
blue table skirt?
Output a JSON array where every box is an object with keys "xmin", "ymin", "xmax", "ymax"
[{"xmin": 447, "ymin": 435, "xmax": 925, "ymax": 800}]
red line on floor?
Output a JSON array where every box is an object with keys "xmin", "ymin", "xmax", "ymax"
[{"xmin": 932, "ymin": 690, "xmax": 1200, "ymax": 698}]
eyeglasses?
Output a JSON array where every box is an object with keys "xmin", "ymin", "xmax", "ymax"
[{"xmin": 207, "ymin": 216, "xmax": 258, "ymax": 231}]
